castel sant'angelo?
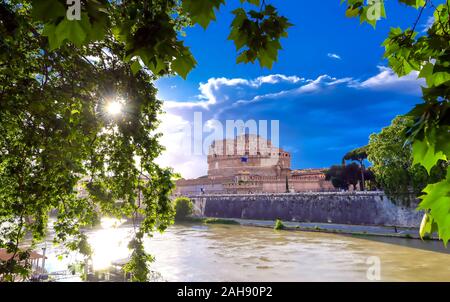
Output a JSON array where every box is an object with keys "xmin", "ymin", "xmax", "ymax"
[{"xmin": 175, "ymin": 134, "xmax": 334, "ymax": 195}]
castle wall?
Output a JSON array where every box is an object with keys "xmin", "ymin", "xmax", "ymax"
[
  {"xmin": 190, "ymin": 192, "xmax": 423, "ymax": 228},
  {"xmin": 208, "ymin": 155, "xmax": 287, "ymax": 178},
  {"xmin": 290, "ymin": 180, "xmax": 335, "ymax": 192},
  {"xmin": 175, "ymin": 177, "xmax": 335, "ymax": 195},
  {"xmin": 258, "ymin": 180, "xmax": 335, "ymax": 193},
  {"xmin": 175, "ymin": 183, "xmax": 225, "ymax": 196}
]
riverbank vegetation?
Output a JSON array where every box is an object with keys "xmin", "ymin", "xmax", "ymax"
[
  {"xmin": 173, "ymin": 197, "xmax": 193, "ymax": 222},
  {"xmin": 177, "ymin": 216, "xmax": 240, "ymax": 225},
  {"xmin": 202, "ymin": 218, "xmax": 240, "ymax": 225},
  {"xmin": 173, "ymin": 197, "xmax": 239, "ymax": 225},
  {"xmin": 274, "ymin": 219, "xmax": 285, "ymax": 230},
  {"xmin": 368, "ymin": 116, "xmax": 448, "ymax": 206}
]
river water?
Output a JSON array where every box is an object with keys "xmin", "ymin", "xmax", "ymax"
[{"xmin": 39, "ymin": 221, "xmax": 450, "ymax": 282}]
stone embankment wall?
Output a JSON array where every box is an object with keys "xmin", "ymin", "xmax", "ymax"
[{"xmin": 190, "ymin": 192, "xmax": 422, "ymax": 228}]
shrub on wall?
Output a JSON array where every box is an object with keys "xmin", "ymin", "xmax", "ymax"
[
  {"xmin": 173, "ymin": 197, "xmax": 193, "ymax": 221},
  {"xmin": 274, "ymin": 219, "xmax": 285, "ymax": 230}
]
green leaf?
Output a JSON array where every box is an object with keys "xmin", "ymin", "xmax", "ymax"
[
  {"xmin": 258, "ymin": 40, "xmax": 281, "ymax": 68},
  {"xmin": 131, "ymin": 60, "xmax": 142, "ymax": 76},
  {"xmin": 345, "ymin": 7, "xmax": 360, "ymax": 17},
  {"xmin": 418, "ymin": 168, "xmax": 450, "ymax": 245},
  {"xmin": 412, "ymin": 137, "xmax": 447, "ymax": 174},
  {"xmin": 43, "ymin": 19, "xmax": 89, "ymax": 50},
  {"xmin": 241, "ymin": 0, "xmax": 260, "ymax": 5},
  {"xmin": 342, "ymin": 0, "xmax": 385, "ymax": 28},
  {"xmin": 236, "ymin": 52, "xmax": 248, "ymax": 64},
  {"xmin": 182, "ymin": 0, "xmax": 225, "ymax": 29},
  {"xmin": 51, "ymin": 13, "xmax": 92, "ymax": 48},
  {"xmin": 87, "ymin": 17, "xmax": 108, "ymax": 42},
  {"xmin": 171, "ymin": 48, "xmax": 197, "ymax": 79},
  {"xmin": 419, "ymin": 212, "xmax": 438, "ymax": 239},
  {"xmin": 418, "ymin": 62, "xmax": 433, "ymax": 80},
  {"xmin": 435, "ymin": 126, "xmax": 450, "ymax": 158},
  {"xmin": 228, "ymin": 8, "xmax": 249, "ymax": 50},
  {"xmin": 431, "ymin": 72, "xmax": 450, "ymax": 87},
  {"xmin": 228, "ymin": 5, "xmax": 291, "ymax": 69},
  {"xmin": 42, "ymin": 23, "xmax": 64, "ymax": 50},
  {"xmin": 31, "ymin": 0, "xmax": 66, "ymax": 22},
  {"xmin": 398, "ymin": 0, "xmax": 426, "ymax": 8}
]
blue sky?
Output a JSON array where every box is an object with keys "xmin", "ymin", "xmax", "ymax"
[{"xmin": 154, "ymin": 0, "xmax": 437, "ymax": 179}]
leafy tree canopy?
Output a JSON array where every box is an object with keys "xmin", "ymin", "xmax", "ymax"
[
  {"xmin": 367, "ymin": 116, "xmax": 447, "ymax": 205},
  {"xmin": 27, "ymin": 0, "xmax": 292, "ymax": 78},
  {"xmin": 0, "ymin": 0, "xmax": 291, "ymax": 281},
  {"xmin": 343, "ymin": 146, "xmax": 368, "ymax": 163},
  {"xmin": 325, "ymin": 163, "xmax": 361, "ymax": 191},
  {"xmin": 343, "ymin": 146, "xmax": 368, "ymax": 190}
]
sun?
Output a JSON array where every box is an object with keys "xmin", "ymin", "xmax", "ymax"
[{"xmin": 106, "ymin": 100, "xmax": 123, "ymax": 116}]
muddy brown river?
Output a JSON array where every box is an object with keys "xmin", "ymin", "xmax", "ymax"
[{"xmin": 39, "ymin": 221, "xmax": 450, "ymax": 281}]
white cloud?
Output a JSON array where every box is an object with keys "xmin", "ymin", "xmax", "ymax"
[
  {"xmin": 327, "ymin": 77, "xmax": 354, "ymax": 86},
  {"xmin": 234, "ymin": 74, "xmax": 352, "ymax": 106},
  {"xmin": 251, "ymin": 74, "xmax": 303, "ymax": 86},
  {"xmin": 163, "ymin": 74, "xmax": 302, "ymax": 110},
  {"xmin": 163, "ymin": 99, "xmax": 211, "ymax": 109},
  {"xmin": 157, "ymin": 152, "xmax": 207, "ymax": 179},
  {"xmin": 297, "ymin": 75, "xmax": 334, "ymax": 93},
  {"xmin": 422, "ymin": 16, "xmax": 434, "ymax": 33},
  {"xmin": 166, "ymin": 67, "xmax": 423, "ymax": 113},
  {"xmin": 155, "ymin": 112, "xmax": 208, "ymax": 179},
  {"xmin": 161, "ymin": 78, "xmax": 245, "ymax": 110},
  {"xmin": 352, "ymin": 66, "xmax": 425, "ymax": 95},
  {"xmin": 327, "ymin": 53, "xmax": 342, "ymax": 60}
]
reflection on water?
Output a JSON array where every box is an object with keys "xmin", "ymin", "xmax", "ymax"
[
  {"xmin": 86, "ymin": 217, "xmax": 129, "ymax": 271},
  {"xmin": 39, "ymin": 222, "xmax": 450, "ymax": 282}
]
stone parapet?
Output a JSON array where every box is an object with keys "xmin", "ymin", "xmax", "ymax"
[{"xmin": 189, "ymin": 192, "xmax": 422, "ymax": 228}]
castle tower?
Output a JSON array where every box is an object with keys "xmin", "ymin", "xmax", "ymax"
[{"xmin": 207, "ymin": 134, "xmax": 291, "ymax": 179}]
